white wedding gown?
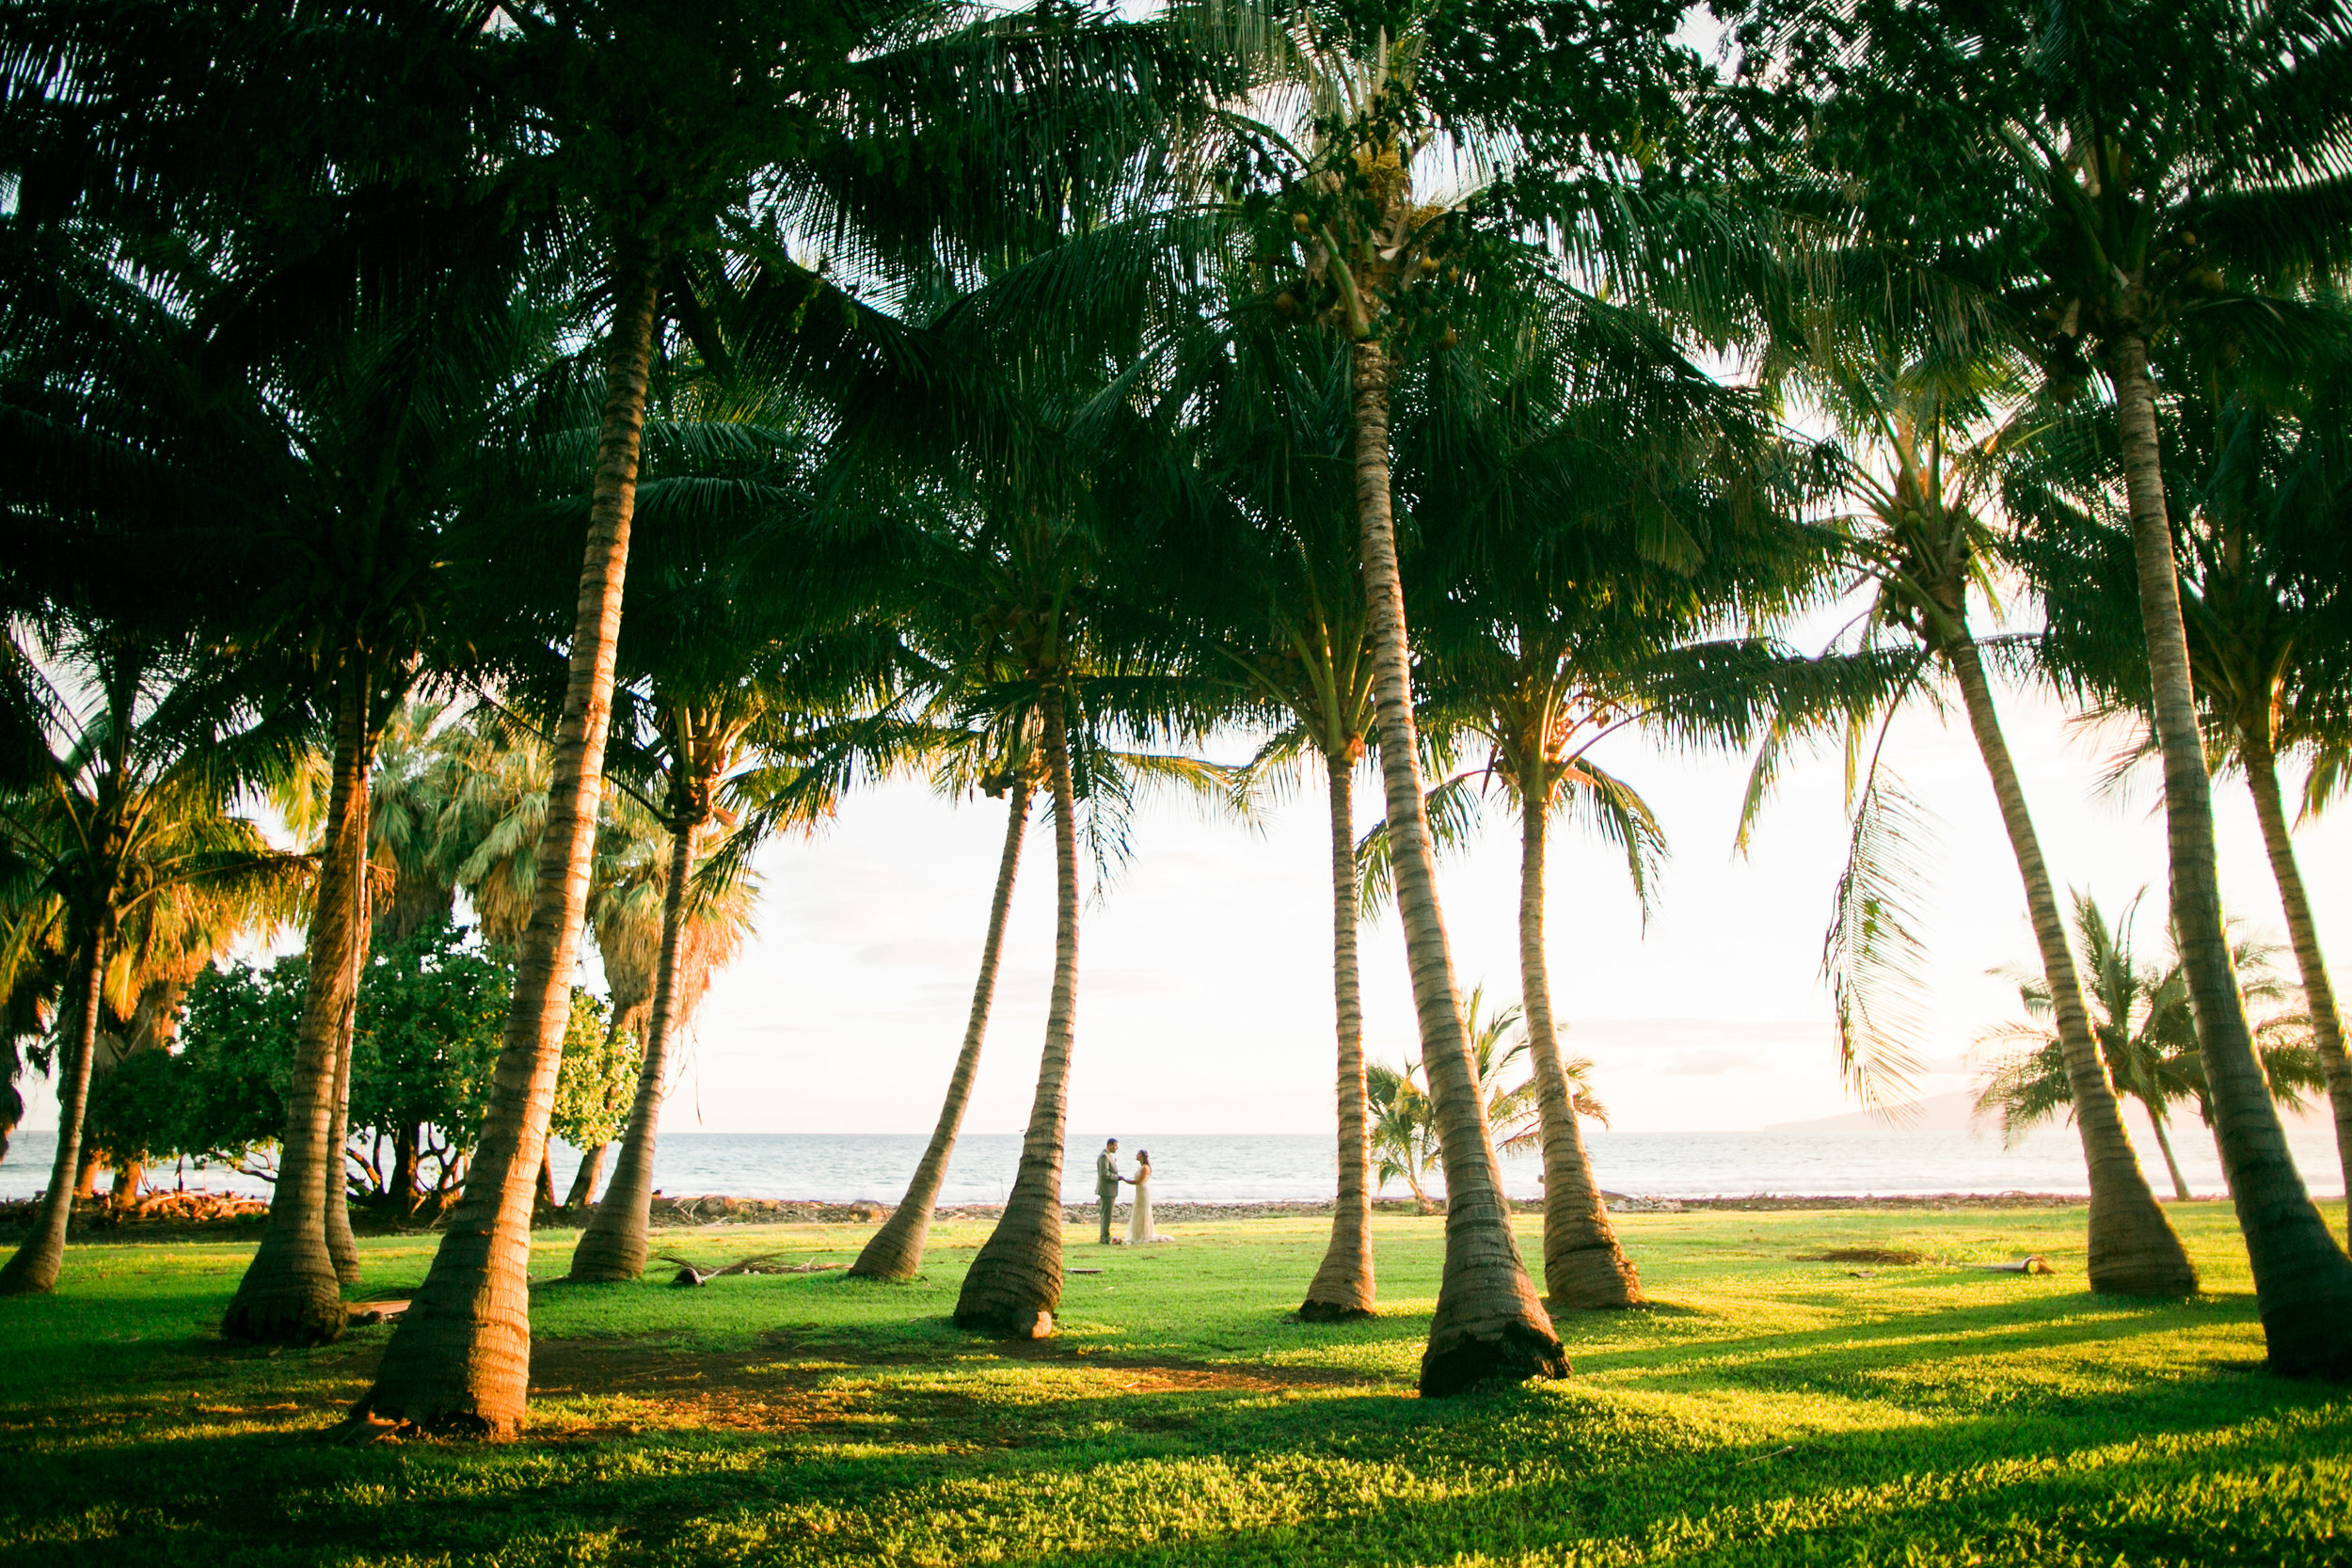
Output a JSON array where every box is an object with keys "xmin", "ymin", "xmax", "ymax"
[{"xmin": 1125, "ymin": 1172, "xmax": 1161, "ymax": 1243}]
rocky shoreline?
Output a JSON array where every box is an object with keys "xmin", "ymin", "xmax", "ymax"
[{"xmin": 0, "ymin": 1187, "xmax": 2196, "ymax": 1244}]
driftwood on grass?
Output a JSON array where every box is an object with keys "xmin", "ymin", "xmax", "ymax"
[{"xmin": 656, "ymin": 1252, "xmax": 846, "ymax": 1287}]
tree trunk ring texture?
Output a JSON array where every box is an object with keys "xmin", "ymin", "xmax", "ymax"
[
  {"xmin": 225, "ymin": 671, "xmax": 372, "ymax": 1342},
  {"xmin": 346, "ymin": 249, "xmax": 662, "ymax": 1435},
  {"xmin": 1301, "ymin": 752, "xmax": 1377, "ymax": 1320},
  {"xmin": 852, "ymin": 777, "xmax": 1032, "ymax": 1281},
  {"xmin": 1945, "ymin": 637, "xmax": 2196, "ymax": 1296},
  {"xmin": 1519, "ymin": 781, "xmax": 1645, "ymax": 1309},
  {"xmin": 954, "ymin": 698, "xmax": 1080, "ymax": 1338},
  {"xmin": 2114, "ymin": 333, "xmax": 2352, "ymax": 1377},
  {"xmin": 1352, "ymin": 338, "xmax": 1565, "ymax": 1394}
]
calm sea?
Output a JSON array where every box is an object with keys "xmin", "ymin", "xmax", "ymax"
[{"xmin": 5, "ymin": 1123, "xmax": 2342, "ymax": 1204}]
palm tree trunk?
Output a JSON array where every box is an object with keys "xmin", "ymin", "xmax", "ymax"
[
  {"xmin": 569, "ymin": 791, "xmax": 705, "ymax": 1281},
  {"xmin": 2243, "ymin": 732, "xmax": 2352, "ymax": 1243},
  {"xmin": 391, "ymin": 1125, "xmax": 421, "ymax": 1211},
  {"xmin": 1350, "ymin": 339, "xmax": 1563, "ymax": 1396},
  {"xmin": 350, "ymin": 245, "xmax": 662, "ymax": 1434},
  {"xmin": 562, "ymin": 1142, "xmax": 608, "ymax": 1210},
  {"xmin": 0, "ymin": 937, "xmax": 104, "ymax": 1295},
  {"xmin": 2145, "ymin": 1106, "xmax": 2193, "ymax": 1202},
  {"xmin": 324, "ymin": 849, "xmax": 372, "ymax": 1286},
  {"xmin": 1518, "ymin": 784, "xmax": 1644, "ymax": 1309},
  {"xmin": 955, "ymin": 698, "xmax": 1078, "ymax": 1338},
  {"xmin": 2113, "ymin": 333, "xmax": 2352, "ymax": 1374},
  {"xmin": 225, "ymin": 669, "xmax": 371, "ymax": 1342},
  {"xmin": 1301, "ymin": 752, "xmax": 1375, "ymax": 1320},
  {"xmin": 1946, "ymin": 637, "xmax": 2196, "ymax": 1292},
  {"xmin": 853, "ymin": 777, "xmax": 1031, "ymax": 1281}
]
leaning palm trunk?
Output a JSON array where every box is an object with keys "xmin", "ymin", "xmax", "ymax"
[
  {"xmin": 225, "ymin": 675, "xmax": 372, "ymax": 1341},
  {"xmin": 2113, "ymin": 336, "xmax": 2352, "ymax": 1374},
  {"xmin": 563, "ymin": 1141, "xmax": 610, "ymax": 1210},
  {"xmin": 955, "ymin": 703, "xmax": 1078, "ymax": 1337},
  {"xmin": 324, "ymin": 853, "xmax": 372, "ymax": 1286},
  {"xmin": 349, "ymin": 250, "xmax": 662, "ymax": 1434},
  {"xmin": 854, "ymin": 778, "xmax": 1031, "ymax": 1281},
  {"xmin": 0, "ymin": 941, "xmax": 104, "ymax": 1294},
  {"xmin": 569, "ymin": 793, "xmax": 706, "ymax": 1282},
  {"xmin": 1518, "ymin": 791, "xmax": 1643, "ymax": 1308},
  {"xmin": 1300, "ymin": 753, "xmax": 1375, "ymax": 1320},
  {"xmin": 1352, "ymin": 341, "xmax": 1563, "ymax": 1395},
  {"xmin": 2145, "ymin": 1109, "xmax": 2193, "ymax": 1203},
  {"xmin": 2244, "ymin": 733, "xmax": 2352, "ymax": 1244},
  {"xmin": 1946, "ymin": 639, "xmax": 2197, "ymax": 1293}
]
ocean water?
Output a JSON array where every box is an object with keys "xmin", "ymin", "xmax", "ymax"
[{"xmin": 5, "ymin": 1122, "xmax": 2342, "ymax": 1204}]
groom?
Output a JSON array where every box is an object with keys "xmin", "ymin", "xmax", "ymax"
[{"xmin": 1096, "ymin": 1139, "xmax": 1122, "ymax": 1245}]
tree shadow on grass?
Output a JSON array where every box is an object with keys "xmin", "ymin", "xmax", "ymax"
[
  {"xmin": 1004, "ymin": 1377, "xmax": 2350, "ymax": 1568},
  {"xmin": 7, "ymin": 1333, "xmax": 2341, "ymax": 1567}
]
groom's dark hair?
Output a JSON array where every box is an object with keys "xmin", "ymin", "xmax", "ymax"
[{"xmin": 1104, "ymin": 1137, "xmax": 1118, "ymax": 1147}]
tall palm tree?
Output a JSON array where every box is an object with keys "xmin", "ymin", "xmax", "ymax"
[
  {"xmin": 1759, "ymin": 341, "xmax": 2198, "ymax": 1294},
  {"xmin": 350, "ymin": 0, "xmax": 1222, "ymax": 1438},
  {"xmin": 847, "ymin": 714, "xmax": 1037, "ymax": 1284},
  {"xmin": 1751, "ymin": 0, "xmax": 2352, "ymax": 1374},
  {"xmin": 0, "ymin": 623, "xmax": 302, "ymax": 1295},
  {"xmin": 568, "ymin": 638, "xmax": 898, "ymax": 1282},
  {"xmin": 1226, "ymin": 12, "xmax": 1563, "ymax": 1396},
  {"xmin": 1119, "ymin": 322, "xmax": 1381, "ymax": 1318},
  {"xmin": 2019, "ymin": 341, "xmax": 2352, "ymax": 1238}
]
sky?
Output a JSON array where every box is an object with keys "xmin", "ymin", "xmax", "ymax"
[
  {"xmin": 17, "ymin": 598, "xmax": 2344, "ymax": 1144},
  {"xmin": 642, "ymin": 635, "xmax": 2352, "ymax": 1138}
]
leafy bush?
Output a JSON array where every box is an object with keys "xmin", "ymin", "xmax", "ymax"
[{"xmin": 83, "ymin": 919, "xmax": 629, "ymax": 1202}]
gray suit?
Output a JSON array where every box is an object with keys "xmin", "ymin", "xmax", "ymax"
[{"xmin": 1096, "ymin": 1148, "xmax": 1121, "ymax": 1243}]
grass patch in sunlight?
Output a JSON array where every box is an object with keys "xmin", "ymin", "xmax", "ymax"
[{"xmin": 0, "ymin": 1202, "xmax": 2344, "ymax": 1565}]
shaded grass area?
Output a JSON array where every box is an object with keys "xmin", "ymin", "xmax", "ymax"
[{"xmin": 1, "ymin": 1204, "xmax": 2347, "ymax": 1565}]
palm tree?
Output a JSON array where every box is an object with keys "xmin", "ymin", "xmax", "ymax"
[
  {"xmin": 75, "ymin": 867, "xmax": 303, "ymax": 1205},
  {"xmin": 0, "ymin": 622, "xmax": 301, "ymax": 1296},
  {"xmin": 1226, "ymin": 12, "xmax": 1564, "ymax": 1397},
  {"xmin": 1118, "ymin": 323, "xmax": 1381, "ymax": 1318},
  {"xmin": 846, "ymin": 722, "xmax": 1036, "ymax": 1283},
  {"xmin": 2018, "ymin": 341, "xmax": 2352, "ymax": 1238},
  {"xmin": 936, "ymin": 496, "xmax": 1239, "ymax": 1336},
  {"xmin": 568, "ymin": 638, "xmax": 897, "ymax": 1282},
  {"xmin": 349, "ymin": 0, "xmax": 1222, "ymax": 1438},
  {"xmin": 1752, "ymin": 0, "xmax": 2352, "ymax": 1374},
  {"xmin": 1978, "ymin": 892, "xmax": 2325, "ymax": 1200},
  {"xmin": 1760, "ymin": 341, "xmax": 2197, "ymax": 1295}
]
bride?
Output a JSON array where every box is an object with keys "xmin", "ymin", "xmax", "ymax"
[{"xmin": 1122, "ymin": 1151, "xmax": 1163, "ymax": 1243}]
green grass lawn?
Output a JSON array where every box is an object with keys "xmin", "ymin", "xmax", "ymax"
[{"xmin": 3, "ymin": 1202, "xmax": 2348, "ymax": 1566}]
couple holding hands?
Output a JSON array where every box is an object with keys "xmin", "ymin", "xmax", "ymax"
[{"xmin": 1092, "ymin": 1138, "xmax": 1164, "ymax": 1245}]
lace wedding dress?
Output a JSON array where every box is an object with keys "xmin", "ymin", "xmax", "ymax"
[{"xmin": 1125, "ymin": 1168, "xmax": 1161, "ymax": 1243}]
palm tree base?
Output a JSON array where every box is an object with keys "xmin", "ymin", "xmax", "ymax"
[
  {"xmin": 953, "ymin": 1306, "xmax": 1055, "ymax": 1338},
  {"xmin": 1417, "ymin": 1320, "xmax": 1568, "ymax": 1398},
  {"xmin": 563, "ymin": 1265, "xmax": 643, "ymax": 1284},
  {"xmin": 2085, "ymin": 1192, "xmax": 2200, "ymax": 1297},
  {"xmin": 848, "ymin": 1214, "xmax": 926, "ymax": 1281},
  {"xmin": 564, "ymin": 1224, "xmax": 647, "ymax": 1284},
  {"xmin": 1545, "ymin": 1244, "xmax": 1647, "ymax": 1310},
  {"xmin": 0, "ymin": 1258, "xmax": 57, "ymax": 1296},
  {"xmin": 1296, "ymin": 1297, "xmax": 1375, "ymax": 1323},
  {"xmin": 2262, "ymin": 1289, "xmax": 2352, "ymax": 1381},
  {"xmin": 357, "ymin": 1304, "xmax": 532, "ymax": 1439},
  {"xmin": 221, "ymin": 1285, "xmax": 347, "ymax": 1347}
]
